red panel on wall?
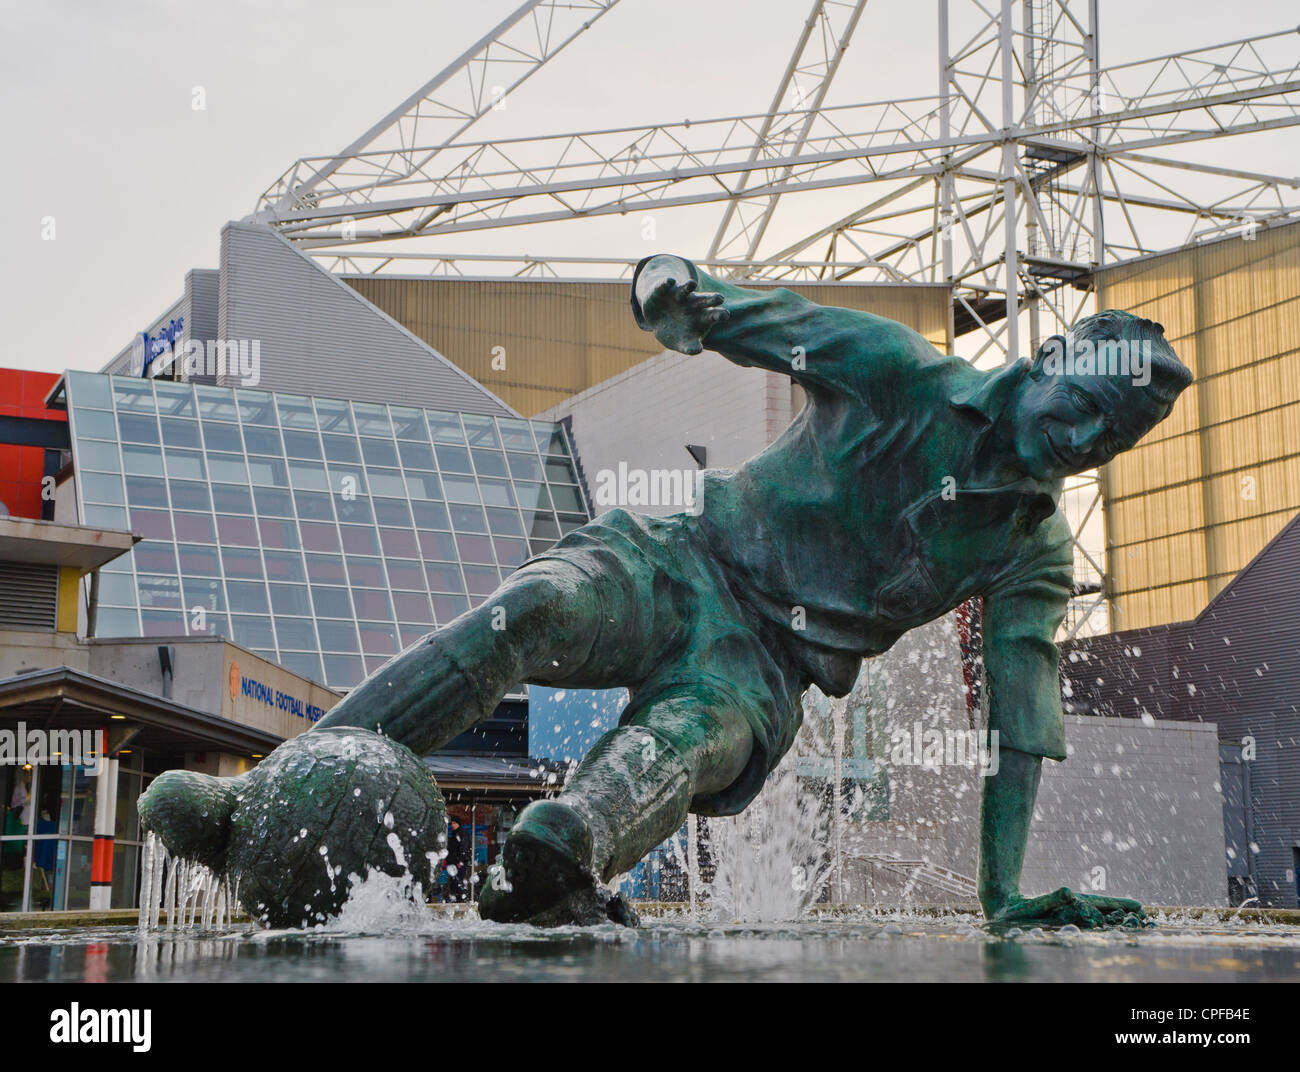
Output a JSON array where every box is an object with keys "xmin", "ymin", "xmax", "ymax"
[{"xmin": 0, "ymin": 368, "xmax": 67, "ymax": 519}]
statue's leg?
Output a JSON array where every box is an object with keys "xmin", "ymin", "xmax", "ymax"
[
  {"xmin": 317, "ymin": 562, "xmax": 612, "ymax": 756},
  {"xmin": 479, "ymin": 688, "xmax": 755, "ymax": 923}
]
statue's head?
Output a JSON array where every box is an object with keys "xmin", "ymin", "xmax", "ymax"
[{"xmin": 1010, "ymin": 310, "xmax": 1192, "ymax": 480}]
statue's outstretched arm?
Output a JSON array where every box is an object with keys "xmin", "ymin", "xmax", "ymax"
[{"xmin": 631, "ymin": 252, "xmax": 937, "ymax": 400}]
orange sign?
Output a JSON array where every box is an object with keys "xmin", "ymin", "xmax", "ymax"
[{"xmin": 229, "ymin": 661, "xmax": 239, "ymax": 701}]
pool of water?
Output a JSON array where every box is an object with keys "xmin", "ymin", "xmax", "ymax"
[{"xmin": 4, "ymin": 911, "xmax": 1299, "ymax": 983}]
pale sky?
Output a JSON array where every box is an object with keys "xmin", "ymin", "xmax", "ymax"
[{"xmin": 1, "ymin": 0, "xmax": 1295, "ymax": 376}]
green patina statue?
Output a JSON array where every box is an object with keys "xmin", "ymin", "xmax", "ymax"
[{"xmin": 141, "ymin": 253, "xmax": 1190, "ymax": 930}]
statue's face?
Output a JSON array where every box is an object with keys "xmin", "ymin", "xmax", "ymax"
[{"xmin": 1010, "ymin": 366, "xmax": 1166, "ymax": 481}]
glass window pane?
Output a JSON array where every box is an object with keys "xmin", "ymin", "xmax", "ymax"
[
  {"xmin": 334, "ymin": 495, "xmax": 372, "ymax": 526},
  {"xmin": 457, "ymin": 534, "xmax": 495, "ymax": 564},
  {"xmin": 183, "ymin": 577, "xmax": 225, "ymax": 612},
  {"xmin": 326, "ymin": 464, "xmax": 366, "ymax": 495},
  {"xmin": 527, "ymin": 513, "xmax": 560, "ymax": 541},
  {"xmin": 464, "ymin": 565, "xmax": 501, "ymax": 597},
  {"xmin": 258, "ymin": 518, "xmax": 299, "ymax": 550},
  {"xmin": 550, "ymin": 484, "xmax": 585, "ymax": 513},
  {"xmin": 154, "ymin": 381, "xmax": 195, "ymax": 417},
  {"xmin": 216, "ymin": 514, "xmax": 259, "ymax": 546},
  {"xmin": 77, "ymin": 439, "xmax": 121, "ymax": 470},
  {"xmin": 68, "ymin": 371, "xmax": 114, "ymax": 409},
  {"xmin": 276, "ymin": 395, "xmax": 318, "ymax": 430},
  {"xmin": 74, "ymin": 409, "xmax": 117, "ymax": 439},
  {"xmin": 373, "ymin": 498, "xmax": 412, "ymax": 527},
  {"xmin": 346, "ymin": 556, "xmax": 386, "ymax": 587},
  {"xmin": 317, "ymin": 618, "xmax": 359, "ymax": 651},
  {"xmin": 96, "ymin": 606, "xmax": 140, "ymax": 635},
  {"xmin": 269, "ymin": 583, "xmax": 312, "ymax": 616},
  {"xmin": 305, "ymin": 554, "xmax": 347, "ymax": 585},
  {"xmin": 98, "ymin": 572, "xmax": 137, "ymax": 605},
  {"xmin": 117, "ymin": 412, "xmax": 159, "ymax": 444},
  {"xmin": 436, "ymin": 444, "xmax": 472, "ymax": 473},
  {"xmin": 132, "ymin": 541, "xmax": 176, "ymax": 574},
  {"xmin": 138, "ymin": 575, "xmax": 182, "ymax": 610},
  {"xmin": 212, "ymin": 484, "xmax": 253, "ymax": 514},
  {"xmin": 462, "ymin": 414, "xmax": 500, "ymax": 449},
  {"xmin": 360, "ymin": 437, "xmax": 399, "ymax": 468},
  {"xmin": 497, "ymin": 418, "xmax": 535, "ymax": 451},
  {"xmin": 558, "ymin": 512, "xmax": 587, "ymax": 535},
  {"xmin": 242, "ymin": 426, "xmax": 283, "ymax": 456},
  {"xmin": 351, "ymin": 403, "xmax": 392, "ymax": 437},
  {"xmin": 314, "ymin": 398, "xmax": 354, "ymax": 435},
  {"xmin": 352, "ymin": 589, "xmax": 393, "ymax": 621},
  {"xmin": 165, "ymin": 450, "xmax": 206, "ymax": 481},
  {"xmin": 129, "ymin": 508, "xmax": 172, "ymax": 539},
  {"xmin": 390, "ymin": 407, "xmax": 428, "ymax": 440},
  {"xmin": 449, "ymin": 503, "xmax": 487, "ymax": 532},
  {"xmin": 544, "ymin": 458, "xmax": 578, "ymax": 484},
  {"xmin": 195, "ymin": 386, "xmax": 239, "ymax": 420},
  {"xmin": 379, "ymin": 528, "xmax": 418, "ymax": 557},
  {"xmin": 207, "ymin": 453, "xmax": 249, "ymax": 484},
  {"xmin": 288, "ymin": 461, "xmax": 329, "ymax": 491},
  {"xmin": 168, "ymin": 480, "xmax": 211, "ymax": 512},
  {"xmin": 410, "ymin": 500, "xmax": 450, "ymax": 530},
  {"xmin": 486, "ymin": 507, "xmax": 525, "ymax": 537},
  {"xmin": 275, "ymin": 617, "xmax": 318, "ymax": 651},
  {"xmin": 141, "ymin": 609, "xmax": 187, "ymax": 636},
  {"xmin": 263, "ymin": 550, "xmax": 306, "ymax": 583},
  {"xmin": 393, "ymin": 591, "xmax": 433, "ymax": 623},
  {"xmin": 177, "ymin": 544, "xmax": 220, "ymax": 576},
  {"xmin": 248, "ymin": 457, "xmax": 289, "ymax": 487},
  {"xmin": 442, "ymin": 476, "xmax": 480, "ymax": 504},
  {"xmin": 121, "ymin": 443, "xmax": 164, "ymax": 477},
  {"xmin": 535, "ymin": 424, "xmax": 568, "ymax": 454},
  {"xmin": 82, "ymin": 472, "xmax": 125, "ymax": 506},
  {"xmin": 230, "ymin": 614, "xmax": 275, "ymax": 649},
  {"xmin": 236, "ymin": 389, "xmax": 278, "ymax": 426},
  {"xmin": 358, "ymin": 622, "xmax": 397, "ymax": 655},
  {"xmin": 201, "ymin": 421, "xmax": 243, "ymax": 453},
  {"xmin": 432, "ymin": 593, "xmax": 469, "ymax": 623},
  {"xmin": 323, "ymin": 654, "xmax": 363, "ymax": 688},
  {"xmin": 254, "ymin": 486, "xmax": 294, "ymax": 517},
  {"xmin": 125, "ymin": 476, "xmax": 168, "ymax": 508},
  {"xmin": 295, "ymin": 490, "xmax": 334, "ymax": 521},
  {"xmin": 516, "ymin": 482, "xmax": 552, "ymax": 513},
  {"xmin": 173, "ymin": 512, "xmax": 215, "ymax": 544},
  {"xmin": 398, "ymin": 440, "xmax": 435, "ymax": 469},
  {"xmin": 222, "ymin": 547, "xmax": 264, "ymax": 579},
  {"xmin": 300, "ymin": 522, "xmax": 341, "ymax": 553},
  {"xmin": 227, "ymin": 581, "xmax": 270, "ymax": 614},
  {"xmin": 405, "ymin": 472, "xmax": 443, "ymax": 500},
  {"xmin": 478, "ymin": 479, "xmax": 516, "ymax": 507},
  {"xmin": 112, "ymin": 377, "xmax": 157, "ymax": 412},
  {"xmin": 419, "ymin": 530, "xmax": 457, "ymax": 560},
  {"xmin": 472, "ymin": 449, "xmax": 508, "ymax": 478},
  {"xmin": 426, "ymin": 563, "xmax": 464, "ymax": 592},
  {"xmin": 278, "ymin": 651, "xmax": 323, "ymax": 683},
  {"xmin": 160, "ymin": 418, "xmax": 201, "ymax": 449},
  {"xmin": 365, "ymin": 468, "xmax": 406, "ymax": 497},
  {"xmin": 340, "ymin": 525, "xmax": 380, "ymax": 555},
  {"xmin": 85, "ymin": 504, "xmax": 128, "ymax": 529},
  {"xmin": 494, "ymin": 536, "xmax": 528, "ymax": 568},
  {"xmin": 426, "ymin": 412, "xmax": 465, "ymax": 444},
  {"xmin": 283, "ymin": 430, "xmax": 323, "ymax": 460},
  {"xmin": 386, "ymin": 560, "xmax": 425, "ymax": 591},
  {"xmin": 322, "ymin": 434, "xmax": 360, "ymax": 463}
]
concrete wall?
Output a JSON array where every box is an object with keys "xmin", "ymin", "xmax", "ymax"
[{"xmin": 1023, "ymin": 715, "xmax": 1226, "ymax": 907}]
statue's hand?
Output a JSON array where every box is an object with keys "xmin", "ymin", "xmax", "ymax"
[
  {"xmin": 990, "ymin": 886, "xmax": 1150, "ymax": 930},
  {"xmin": 642, "ymin": 277, "xmax": 729, "ymax": 355}
]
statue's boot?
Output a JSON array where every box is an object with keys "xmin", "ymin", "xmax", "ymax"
[{"xmin": 479, "ymin": 726, "xmax": 692, "ymax": 926}]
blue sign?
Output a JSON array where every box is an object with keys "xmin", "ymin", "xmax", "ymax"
[{"xmin": 131, "ymin": 316, "xmax": 184, "ymax": 377}]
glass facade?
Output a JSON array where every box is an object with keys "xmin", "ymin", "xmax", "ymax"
[{"xmin": 66, "ymin": 373, "xmax": 591, "ymax": 689}]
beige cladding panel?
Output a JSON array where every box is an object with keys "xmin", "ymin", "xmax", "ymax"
[
  {"xmin": 1098, "ymin": 219, "xmax": 1300, "ymax": 630},
  {"xmin": 345, "ymin": 276, "xmax": 952, "ymax": 417}
]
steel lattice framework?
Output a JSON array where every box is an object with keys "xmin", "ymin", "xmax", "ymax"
[{"xmin": 248, "ymin": 0, "xmax": 1300, "ymax": 637}]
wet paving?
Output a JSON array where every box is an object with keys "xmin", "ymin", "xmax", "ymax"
[{"xmin": 3, "ymin": 911, "xmax": 1299, "ymax": 983}]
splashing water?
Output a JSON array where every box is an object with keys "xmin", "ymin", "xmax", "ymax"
[{"xmin": 138, "ymin": 832, "xmax": 240, "ymax": 932}]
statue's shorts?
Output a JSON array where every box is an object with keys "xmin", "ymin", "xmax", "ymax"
[{"xmin": 520, "ymin": 508, "xmax": 808, "ymax": 816}]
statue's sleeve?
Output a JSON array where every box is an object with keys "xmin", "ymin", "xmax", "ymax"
[
  {"xmin": 980, "ymin": 517, "xmax": 1074, "ymax": 763},
  {"xmin": 631, "ymin": 253, "xmax": 933, "ymax": 400}
]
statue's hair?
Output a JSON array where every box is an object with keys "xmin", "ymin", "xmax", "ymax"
[{"xmin": 1068, "ymin": 309, "xmax": 1193, "ymax": 406}]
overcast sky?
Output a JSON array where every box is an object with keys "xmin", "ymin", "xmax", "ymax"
[{"xmin": 1, "ymin": 0, "xmax": 1295, "ymax": 376}]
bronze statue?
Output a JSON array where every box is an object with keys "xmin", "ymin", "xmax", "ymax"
[{"xmin": 141, "ymin": 253, "xmax": 1191, "ymax": 929}]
